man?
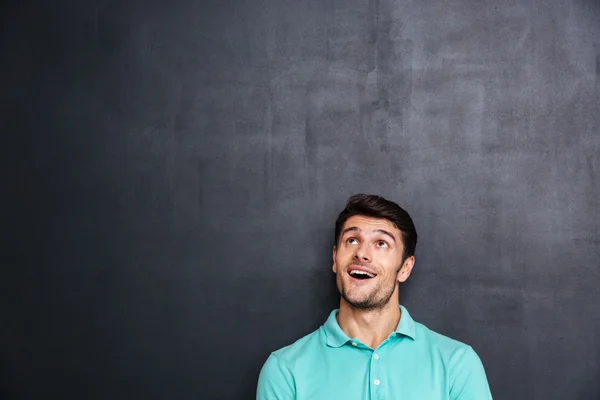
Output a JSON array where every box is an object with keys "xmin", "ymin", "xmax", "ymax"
[{"xmin": 257, "ymin": 194, "xmax": 492, "ymax": 399}]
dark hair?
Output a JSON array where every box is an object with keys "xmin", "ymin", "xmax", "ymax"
[{"xmin": 334, "ymin": 194, "xmax": 418, "ymax": 261}]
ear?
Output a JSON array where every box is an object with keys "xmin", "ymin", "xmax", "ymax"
[
  {"xmin": 396, "ymin": 256, "xmax": 415, "ymax": 283},
  {"xmin": 332, "ymin": 245, "xmax": 338, "ymax": 273}
]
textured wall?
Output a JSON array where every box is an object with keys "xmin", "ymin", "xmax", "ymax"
[{"xmin": 2, "ymin": 0, "xmax": 599, "ymax": 399}]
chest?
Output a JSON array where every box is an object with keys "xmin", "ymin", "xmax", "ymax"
[{"xmin": 294, "ymin": 348, "xmax": 449, "ymax": 400}]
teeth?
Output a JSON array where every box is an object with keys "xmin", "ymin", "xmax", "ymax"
[{"xmin": 350, "ymin": 270, "xmax": 375, "ymax": 278}]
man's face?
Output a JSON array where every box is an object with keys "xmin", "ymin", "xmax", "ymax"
[{"xmin": 333, "ymin": 215, "xmax": 414, "ymax": 310}]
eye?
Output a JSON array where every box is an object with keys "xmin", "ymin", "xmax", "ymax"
[
  {"xmin": 376, "ymin": 241, "xmax": 388, "ymax": 248},
  {"xmin": 346, "ymin": 238, "xmax": 359, "ymax": 245}
]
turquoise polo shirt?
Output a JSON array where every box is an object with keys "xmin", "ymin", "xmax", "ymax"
[{"xmin": 257, "ymin": 305, "xmax": 492, "ymax": 400}]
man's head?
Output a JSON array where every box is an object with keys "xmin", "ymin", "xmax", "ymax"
[{"xmin": 332, "ymin": 194, "xmax": 418, "ymax": 310}]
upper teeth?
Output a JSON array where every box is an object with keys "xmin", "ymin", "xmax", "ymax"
[{"xmin": 350, "ymin": 270, "xmax": 374, "ymax": 278}]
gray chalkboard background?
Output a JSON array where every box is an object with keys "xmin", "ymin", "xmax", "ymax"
[{"xmin": 2, "ymin": 0, "xmax": 599, "ymax": 399}]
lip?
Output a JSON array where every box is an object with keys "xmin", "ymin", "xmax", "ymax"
[{"xmin": 347, "ymin": 264, "xmax": 378, "ymax": 278}]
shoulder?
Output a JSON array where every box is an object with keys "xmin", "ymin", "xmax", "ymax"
[
  {"xmin": 269, "ymin": 327, "xmax": 324, "ymax": 368},
  {"xmin": 412, "ymin": 321, "xmax": 491, "ymax": 398},
  {"xmin": 257, "ymin": 328, "xmax": 324, "ymax": 398},
  {"xmin": 414, "ymin": 320, "xmax": 474, "ymax": 359}
]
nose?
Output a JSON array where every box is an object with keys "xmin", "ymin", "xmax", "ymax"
[{"xmin": 354, "ymin": 242, "xmax": 371, "ymax": 263}]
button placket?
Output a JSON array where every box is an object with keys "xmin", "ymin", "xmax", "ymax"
[
  {"xmin": 370, "ymin": 349, "xmax": 382, "ymax": 398},
  {"xmin": 372, "ymin": 343, "xmax": 389, "ymax": 399}
]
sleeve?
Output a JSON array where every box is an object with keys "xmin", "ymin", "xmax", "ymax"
[
  {"xmin": 449, "ymin": 346, "xmax": 493, "ymax": 400},
  {"xmin": 256, "ymin": 353, "xmax": 296, "ymax": 400}
]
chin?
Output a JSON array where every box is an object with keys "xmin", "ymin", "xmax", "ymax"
[
  {"xmin": 347, "ymin": 300, "xmax": 381, "ymax": 311},
  {"xmin": 342, "ymin": 292, "xmax": 374, "ymax": 308}
]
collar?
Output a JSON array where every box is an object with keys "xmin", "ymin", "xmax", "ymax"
[{"xmin": 324, "ymin": 305, "xmax": 417, "ymax": 347}]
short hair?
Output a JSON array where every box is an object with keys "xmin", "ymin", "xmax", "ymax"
[{"xmin": 334, "ymin": 194, "xmax": 418, "ymax": 261}]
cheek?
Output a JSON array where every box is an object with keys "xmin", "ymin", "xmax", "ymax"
[
  {"xmin": 336, "ymin": 247, "xmax": 353, "ymax": 261},
  {"xmin": 379, "ymin": 251, "xmax": 402, "ymax": 272}
]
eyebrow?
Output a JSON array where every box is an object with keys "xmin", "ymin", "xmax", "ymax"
[{"xmin": 341, "ymin": 227, "xmax": 396, "ymax": 243}]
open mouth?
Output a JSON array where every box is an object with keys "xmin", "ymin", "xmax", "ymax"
[{"xmin": 349, "ymin": 270, "xmax": 376, "ymax": 280}]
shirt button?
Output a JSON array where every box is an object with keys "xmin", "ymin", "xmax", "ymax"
[
  {"xmin": 373, "ymin": 353, "xmax": 379, "ymax": 360},
  {"xmin": 351, "ymin": 342, "xmax": 357, "ymax": 346},
  {"xmin": 374, "ymin": 379, "xmax": 380, "ymax": 386}
]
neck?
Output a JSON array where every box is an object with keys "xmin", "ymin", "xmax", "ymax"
[{"xmin": 336, "ymin": 298, "xmax": 401, "ymax": 349}]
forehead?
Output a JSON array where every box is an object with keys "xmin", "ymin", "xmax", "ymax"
[{"xmin": 342, "ymin": 215, "xmax": 402, "ymax": 239}]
